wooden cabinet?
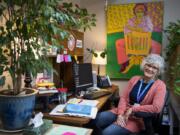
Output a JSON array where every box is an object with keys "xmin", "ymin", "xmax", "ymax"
[{"xmin": 50, "ymin": 30, "xmax": 84, "ymax": 90}]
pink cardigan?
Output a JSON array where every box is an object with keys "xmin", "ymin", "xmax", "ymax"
[{"xmin": 111, "ymin": 76, "xmax": 166, "ymax": 133}]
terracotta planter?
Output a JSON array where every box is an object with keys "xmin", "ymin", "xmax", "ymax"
[{"xmin": 0, "ymin": 88, "xmax": 38, "ymax": 130}]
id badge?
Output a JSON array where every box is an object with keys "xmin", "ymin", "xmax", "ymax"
[{"xmin": 133, "ymin": 103, "xmax": 140, "ymax": 107}]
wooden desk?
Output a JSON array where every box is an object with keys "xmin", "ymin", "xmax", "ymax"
[
  {"xmin": 43, "ymin": 84, "xmax": 119, "ymax": 126},
  {"xmin": 36, "ymin": 92, "xmax": 57, "ymax": 112}
]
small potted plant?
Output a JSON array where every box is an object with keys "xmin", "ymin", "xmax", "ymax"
[{"xmin": 0, "ymin": 0, "xmax": 96, "ymax": 130}]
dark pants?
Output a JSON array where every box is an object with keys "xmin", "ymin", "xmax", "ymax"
[{"xmin": 93, "ymin": 111, "xmax": 132, "ymax": 135}]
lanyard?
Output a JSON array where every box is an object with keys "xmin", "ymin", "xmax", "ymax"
[{"xmin": 137, "ymin": 79, "xmax": 154, "ymax": 103}]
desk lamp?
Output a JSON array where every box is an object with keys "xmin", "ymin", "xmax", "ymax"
[{"xmin": 92, "ymin": 51, "xmax": 107, "ymax": 75}]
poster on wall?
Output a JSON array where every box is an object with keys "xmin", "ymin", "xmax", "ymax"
[{"xmin": 106, "ymin": 2, "xmax": 163, "ymax": 79}]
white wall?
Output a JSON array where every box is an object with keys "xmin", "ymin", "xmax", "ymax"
[
  {"xmin": 80, "ymin": 0, "xmax": 107, "ymax": 77},
  {"xmin": 80, "ymin": 0, "xmax": 180, "ymax": 92},
  {"xmin": 81, "ymin": 0, "xmax": 106, "ymax": 63}
]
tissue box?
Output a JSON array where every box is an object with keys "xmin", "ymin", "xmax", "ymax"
[{"xmin": 23, "ymin": 119, "xmax": 53, "ymax": 135}]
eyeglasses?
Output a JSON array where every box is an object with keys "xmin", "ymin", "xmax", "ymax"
[{"xmin": 145, "ymin": 64, "xmax": 159, "ymax": 70}]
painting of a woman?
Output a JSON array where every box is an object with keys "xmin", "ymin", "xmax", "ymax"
[{"xmin": 116, "ymin": 3, "xmax": 161, "ymax": 73}]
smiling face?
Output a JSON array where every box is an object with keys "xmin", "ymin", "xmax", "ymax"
[{"xmin": 143, "ymin": 63, "xmax": 159, "ymax": 80}]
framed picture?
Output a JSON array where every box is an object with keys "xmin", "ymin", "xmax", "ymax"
[
  {"xmin": 76, "ymin": 39, "xmax": 83, "ymax": 48},
  {"xmin": 106, "ymin": 2, "xmax": 163, "ymax": 79}
]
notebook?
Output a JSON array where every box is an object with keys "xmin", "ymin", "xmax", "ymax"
[{"xmin": 63, "ymin": 104, "xmax": 92, "ymax": 115}]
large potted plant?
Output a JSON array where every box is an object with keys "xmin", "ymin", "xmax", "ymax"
[
  {"xmin": 165, "ymin": 20, "xmax": 180, "ymax": 95},
  {"xmin": 0, "ymin": 0, "xmax": 96, "ymax": 130}
]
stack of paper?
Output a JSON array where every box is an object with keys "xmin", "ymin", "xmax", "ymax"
[
  {"xmin": 38, "ymin": 88, "xmax": 58, "ymax": 94},
  {"xmin": 67, "ymin": 98, "xmax": 99, "ymax": 107},
  {"xmin": 36, "ymin": 81, "xmax": 58, "ymax": 94}
]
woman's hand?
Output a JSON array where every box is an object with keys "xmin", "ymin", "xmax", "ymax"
[
  {"xmin": 116, "ymin": 108, "xmax": 133, "ymax": 127},
  {"xmin": 124, "ymin": 108, "xmax": 132, "ymax": 121},
  {"xmin": 116, "ymin": 115, "xmax": 127, "ymax": 127},
  {"xmin": 125, "ymin": 108, "xmax": 133, "ymax": 117}
]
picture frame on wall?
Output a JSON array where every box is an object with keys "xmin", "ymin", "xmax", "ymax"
[{"xmin": 106, "ymin": 2, "xmax": 164, "ymax": 79}]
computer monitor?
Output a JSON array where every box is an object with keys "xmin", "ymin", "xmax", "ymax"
[{"xmin": 72, "ymin": 63, "xmax": 93, "ymax": 94}]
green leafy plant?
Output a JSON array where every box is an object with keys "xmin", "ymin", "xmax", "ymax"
[
  {"xmin": 165, "ymin": 20, "xmax": 180, "ymax": 95},
  {"xmin": 171, "ymin": 56, "xmax": 180, "ymax": 95},
  {"xmin": 165, "ymin": 20, "xmax": 180, "ymax": 57},
  {"xmin": 0, "ymin": 0, "xmax": 96, "ymax": 95},
  {"xmin": 170, "ymin": 56, "xmax": 180, "ymax": 79}
]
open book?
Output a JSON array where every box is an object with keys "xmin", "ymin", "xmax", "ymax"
[
  {"xmin": 49, "ymin": 99, "xmax": 98, "ymax": 119},
  {"xmin": 63, "ymin": 103, "xmax": 92, "ymax": 115}
]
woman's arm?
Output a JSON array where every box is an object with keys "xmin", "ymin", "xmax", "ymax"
[
  {"xmin": 143, "ymin": 16, "xmax": 153, "ymax": 32},
  {"xmin": 117, "ymin": 76, "xmax": 138, "ymax": 115}
]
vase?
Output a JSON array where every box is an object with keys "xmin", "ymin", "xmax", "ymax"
[{"xmin": 0, "ymin": 88, "xmax": 38, "ymax": 130}]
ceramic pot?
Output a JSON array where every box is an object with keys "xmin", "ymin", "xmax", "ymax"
[{"xmin": 0, "ymin": 88, "xmax": 38, "ymax": 130}]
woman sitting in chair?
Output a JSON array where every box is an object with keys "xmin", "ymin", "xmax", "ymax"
[{"xmin": 94, "ymin": 54, "xmax": 166, "ymax": 135}]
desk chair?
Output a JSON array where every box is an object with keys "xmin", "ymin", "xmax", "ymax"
[
  {"xmin": 130, "ymin": 89, "xmax": 170, "ymax": 135},
  {"xmin": 123, "ymin": 31, "xmax": 151, "ymax": 73}
]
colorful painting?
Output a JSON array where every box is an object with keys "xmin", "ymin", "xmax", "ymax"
[{"xmin": 106, "ymin": 2, "xmax": 163, "ymax": 79}]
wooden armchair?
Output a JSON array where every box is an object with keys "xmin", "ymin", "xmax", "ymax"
[{"xmin": 122, "ymin": 31, "xmax": 151, "ymax": 73}]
